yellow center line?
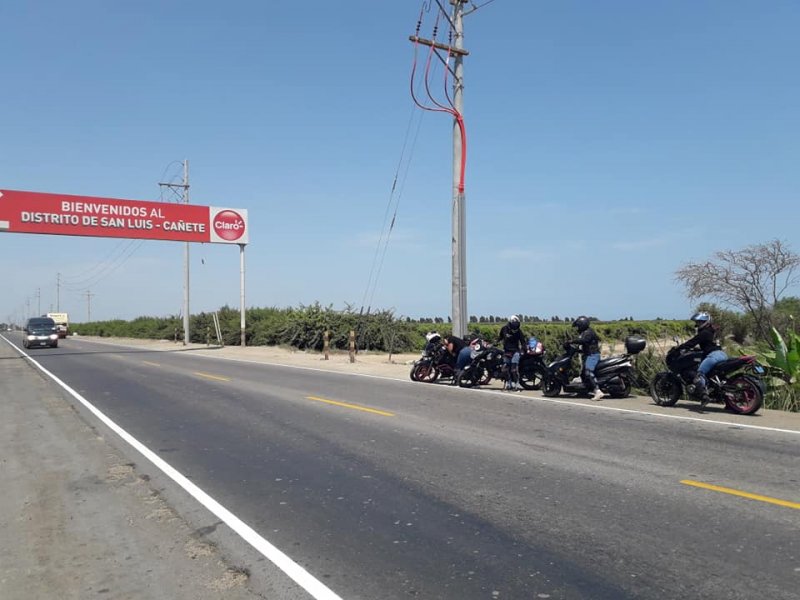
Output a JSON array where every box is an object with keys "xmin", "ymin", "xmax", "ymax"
[
  {"xmin": 194, "ymin": 372, "xmax": 231, "ymax": 382},
  {"xmin": 142, "ymin": 361, "xmax": 161, "ymax": 367},
  {"xmin": 306, "ymin": 396, "xmax": 395, "ymax": 417},
  {"xmin": 681, "ymin": 479, "xmax": 800, "ymax": 510}
]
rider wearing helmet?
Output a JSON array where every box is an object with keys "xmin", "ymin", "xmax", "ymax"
[
  {"xmin": 674, "ymin": 312, "xmax": 727, "ymax": 408},
  {"xmin": 498, "ymin": 315, "xmax": 526, "ymax": 391},
  {"xmin": 571, "ymin": 316, "xmax": 603, "ymax": 400}
]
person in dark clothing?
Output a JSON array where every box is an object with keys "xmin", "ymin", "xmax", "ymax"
[
  {"xmin": 444, "ymin": 334, "xmax": 472, "ymax": 385},
  {"xmin": 673, "ymin": 311, "xmax": 727, "ymax": 407},
  {"xmin": 571, "ymin": 316, "xmax": 603, "ymax": 400},
  {"xmin": 498, "ymin": 315, "xmax": 526, "ymax": 391}
]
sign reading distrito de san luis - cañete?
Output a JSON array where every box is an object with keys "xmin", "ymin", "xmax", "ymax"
[{"xmin": 0, "ymin": 189, "xmax": 248, "ymax": 245}]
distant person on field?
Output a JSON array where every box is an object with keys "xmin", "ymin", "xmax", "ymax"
[
  {"xmin": 571, "ymin": 316, "xmax": 603, "ymax": 401},
  {"xmin": 498, "ymin": 315, "xmax": 526, "ymax": 391}
]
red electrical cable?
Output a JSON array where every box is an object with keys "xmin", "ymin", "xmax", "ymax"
[{"xmin": 409, "ymin": 3, "xmax": 467, "ymax": 194}]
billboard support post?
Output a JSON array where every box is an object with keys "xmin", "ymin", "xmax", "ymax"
[{"xmin": 239, "ymin": 243, "xmax": 246, "ymax": 348}]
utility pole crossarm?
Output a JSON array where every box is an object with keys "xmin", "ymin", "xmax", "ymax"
[{"xmin": 408, "ymin": 35, "xmax": 470, "ymax": 56}]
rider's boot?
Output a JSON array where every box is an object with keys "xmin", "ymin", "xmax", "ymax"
[
  {"xmin": 586, "ymin": 370, "xmax": 603, "ymax": 400},
  {"xmin": 694, "ymin": 374, "xmax": 710, "ymax": 407}
]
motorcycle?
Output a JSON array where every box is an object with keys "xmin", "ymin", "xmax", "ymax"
[
  {"xmin": 518, "ymin": 336, "xmax": 548, "ymax": 390},
  {"xmin": 410, "ymin": 336, "xmax": 456, "ymax": 383},
  {"xmin": 457, "ymin": 338, "xmax": 505, "ymax": 388},
  {"xmin": 650, "ymin": 345, "xmax": 765, "ymax": 415},
  {"xmin": 542, "ymin": 336, "xmax": 646, "ymax": 398}
]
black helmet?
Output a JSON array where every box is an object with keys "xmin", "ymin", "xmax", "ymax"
[
  {"xmin": 690, "ymin": 312, "xmax": 712, "ymax": 329},
  {"xmin": 572, "ymin": 316, "xmax": 590, "ymax": 332}
]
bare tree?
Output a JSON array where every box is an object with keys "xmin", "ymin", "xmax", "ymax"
[{"xmin": 675, "ymin": 239, "xmax": 800, "ymax": 343}]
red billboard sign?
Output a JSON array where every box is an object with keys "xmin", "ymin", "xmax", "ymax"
[{"xmin": 0, "ymin": 189, "xmax": 248, "ymax": 245}]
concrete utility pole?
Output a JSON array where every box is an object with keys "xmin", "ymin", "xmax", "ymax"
[
  {"xmin": 56, "ymin": 272, "xmax": 61, "ymax": 311},
  {"xmin": 450, "ymin": 0, "xmax": 468, "ymax": 338},
  {"xmin": 159, "ymin": 160, "xmax": 191, "ymax": 345},
  {"xmin": 409, "ymin": 0, "xmax": 471, "ymax": 337},
  {"xmin": 85, "ymin": 290, "xmax": 94, "ymax": 322}
]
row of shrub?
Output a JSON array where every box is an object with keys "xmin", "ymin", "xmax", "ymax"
[{"xmin": 71, "ymin": 303, "xmax": 798, "ymax": 412}]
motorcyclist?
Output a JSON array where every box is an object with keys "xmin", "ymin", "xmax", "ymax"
[
  {"xmin": 673, "ymin": 312, "xmax": 727, "ymax": 408},
  {"xmin": 570, "ymin": 316, "xmax": 603, "ymax": 401},
  {"xmin": 498, "ymin": 315, "xmax": 526, "ymax": 391},
  {"xmin": 444, "ymin": 334, "xmax": 472, "ymax": 385}
]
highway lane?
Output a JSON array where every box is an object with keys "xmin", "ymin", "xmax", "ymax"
[{"xmin": 5, "ymin": 334, "xmax": 800, "ymax": 600}]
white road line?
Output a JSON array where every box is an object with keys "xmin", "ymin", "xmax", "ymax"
[{"xmin": 0, "ymin": 336, "xmax": 344, "ymax": 600}]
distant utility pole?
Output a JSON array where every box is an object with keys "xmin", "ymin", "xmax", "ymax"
[
  {"xmin": 56, "ymin": 272, "xmax": 61, "ymax": 311},
  {"xmin": 409, "ymin": 0, "xmax": 470, "ymax": 337},
  {"xmin": 36, "ymin": 287, "xmax": 41, "ymax": 316},
  {"xmin": 85, "ymin": 290, "xmax": 94, "ymax": 322},
  {"xmin": 159, "ymin": 159, "xmax": 190, "ymax": 345}
]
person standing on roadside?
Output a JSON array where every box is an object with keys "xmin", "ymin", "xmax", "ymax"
[
  {"xmin": 571, "ymin": 316, "xmax": 603, "ymax": 400},
  {"xmin": 444, "ymin": 334, "xmax": 472, "ymax": 385},
  {"xmin": 498, "ymin": 315, "xmax": 526, "ymax": 391}
]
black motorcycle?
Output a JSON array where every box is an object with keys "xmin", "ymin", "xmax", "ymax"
[
  {"xmin": 457, "ymin": 339, "xmax": 505, "ymax": 388},
  {"xmin": 542, "ymin": 336, "xmax": 646, "ymax": 398},
  {"xmin": 518, "ymin": 336, "xmax": 548, "ymax": 390},
  {"xmin": 410, "ymin": 340, "xmax": 456, "ymax": 383},
  {"xmin": 650, "ymin": 346, "xmax": 765, "ymax": 415}
]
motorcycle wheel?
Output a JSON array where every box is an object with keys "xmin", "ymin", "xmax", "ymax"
[
  {"xmin": 650, "ymin": 372, "xmax": 681, "ymax": 406},
  {"xmin": 608, "ymin": 374, "xmax": 632, "ymax": 399},
  {"xmin": 542, "ymin": 377, "xmax": 562, "ymax": 397},
  {"xmin": 519, "ymin": 363, "xmax": 547, "ymax": 390},
  {"xmin": 722, "ymin": 375, "xmax": 763, "ymax": 415},
  {"xmin": 411, "ymin": 362, "xmax": 438, "ymax": 383},
  {"xmin": 459, "ymin": 367, "xmax": 483, "ymax": 388}
]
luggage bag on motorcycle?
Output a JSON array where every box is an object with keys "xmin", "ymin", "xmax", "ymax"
[{"xmin": 625, "ymin": 336, "xmax": 646, "ymax": 354}]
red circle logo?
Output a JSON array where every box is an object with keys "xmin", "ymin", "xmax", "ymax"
[{"xmin": 213, "ymin": 210, "xmax": 246, "ymax": 241}]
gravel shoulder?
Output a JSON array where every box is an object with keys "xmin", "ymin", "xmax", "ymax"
[{"xmin": 0, "ymin": 338, "xmax": 305, "ymax": 600}]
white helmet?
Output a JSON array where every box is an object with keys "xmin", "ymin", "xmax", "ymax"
[
  {"xmin": 425, "ymin": 331, "xmax": 441, "ymax": 342},
  {"xmin": 508, "ymin": 315, "xmax": 520, "ymax": 323}
]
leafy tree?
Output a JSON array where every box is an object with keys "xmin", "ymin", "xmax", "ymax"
[{"xmin": 675, "ymin": 239, "xmax": 800, "ymax": 345}]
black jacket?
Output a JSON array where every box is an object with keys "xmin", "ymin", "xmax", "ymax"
[
  {"xmin": 572, "ymin": 328, "xmax": 600, "ymax": 355},
  {"xmin": 498, "ymin": 324, "xmax": 526, "ymax": 354},
  {"xmin": 444, "ymin": 335, "xmax": 467, "ymax": 356},
  {"xmin": 678, "ymin": 326, "xmax": 721, "ymax": 357}
]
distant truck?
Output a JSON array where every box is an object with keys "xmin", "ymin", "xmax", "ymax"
[{"xmin": 46, "ymin": 312, "xmax": 69, "ymax": 338}]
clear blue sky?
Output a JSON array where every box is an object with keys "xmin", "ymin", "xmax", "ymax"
[{"xmin": 2, "ymin": 1, "xmax": 798, "ymax": 324}]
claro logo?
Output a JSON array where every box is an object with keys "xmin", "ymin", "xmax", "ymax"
[{"xmin": 213, "ymin": 210, "xmax": 246, "ymax": 241}]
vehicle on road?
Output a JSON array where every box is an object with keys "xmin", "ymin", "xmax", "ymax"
[
  {"xmin": 457, "ymin": 338, "xmax": 505, "ymax": 388},
  {"xmin": 543, "ymin": 336, "xmax": 646, "ymax": 399},
  {"xmin": 410, "ymin": 333, "xmax": 457, "ymax": 383},
  {"xmin": 650, "ymin": 345, "xmax": 765, "ymax": 414},
  {"xmin": 46, "ymin": 312, "xmax": 69, "ymax": 338},
  {"xmin": 518, "ymin": 336, "xmax": 548, "ymax": 390},
  {"xmin": 23, "ymin": 317, "xmax": 59, "ymax": 349}
]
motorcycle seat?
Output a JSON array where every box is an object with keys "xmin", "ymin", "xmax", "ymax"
[
  {"xmin": 597, "ymin": 356, "xmax": 628, "ymax": 369},
  {"xmin": 710, "ymin": 357, "xmax": 750, "ymax": 375}
]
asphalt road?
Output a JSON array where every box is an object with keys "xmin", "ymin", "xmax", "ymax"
[{"xmin": 3, "ymin": 333, "xmax": 799, "ymax": 599}]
